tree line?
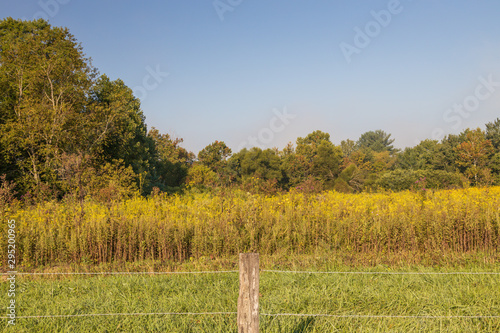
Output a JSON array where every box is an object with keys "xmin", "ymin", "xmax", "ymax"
[{"xmin": 1, "ymin": 18, "xmax": 500, "ymax": 203}]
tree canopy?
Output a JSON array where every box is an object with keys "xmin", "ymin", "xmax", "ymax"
[
  {"xmin": 1, "ymin": 18, "xmax": 500, "ymax": 202},
  {"xmin": 357, "ymin": 129, "xmax": 397, "ymax": 153}
]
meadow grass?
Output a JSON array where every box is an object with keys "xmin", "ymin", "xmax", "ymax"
[
  {"xmin": 1, "ymin": 262, "xmax": 500, "ymax": 332},
  {"xmin": 1, "ymin": 186, "xmax": 500, "ymax": 331}
]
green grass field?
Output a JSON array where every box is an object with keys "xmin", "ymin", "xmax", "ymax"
[
  {"xmin": 2, "ymin": 259, "xmax": 500, "ymax": 332},
  {"xmin": 2, "ymin": 185, "xmax": 500, "ymax": 331}
]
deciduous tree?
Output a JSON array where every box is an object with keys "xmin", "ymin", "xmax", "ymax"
[
  {"xmin": 455, "ymin": 128, "xmax": 494, "ymax": 185},
  {"xmin": 0, "ymin": 18, "xmax": 96, "ymax": 197}
]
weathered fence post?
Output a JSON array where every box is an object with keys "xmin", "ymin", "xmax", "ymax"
[{"xmin": 237, "ymin": 253, "xmax": 259, "ymax": 333}]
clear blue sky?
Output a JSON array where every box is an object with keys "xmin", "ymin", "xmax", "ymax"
[{"xmin": 2, "ymin": 1, "xmax": 500, "ymax": 154}]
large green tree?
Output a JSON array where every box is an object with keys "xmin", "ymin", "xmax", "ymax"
[
  {"xmin": 0, "ymin": 18, "xmax": 160, "ymax": 200},
  {"xmin": 433, "ymin": 134, "xmax": 462, "ymax": 172},
  {"xmin": 56, "ymin": 75, "xmax": 154, "ymax": 200},
  {"xmin": 232, "ymin": 147, "xmax": 282, "ymax": 181},
  {"xmin": 87, "ymin": 75, "xmax": 152, "ymax": 176},
  {"xmin": 147, "ymin": 127, "xmax": 193, "ymax": 192},
  {"xmin": 0, "ymin": 18, "xmax": 96, "ymax": 197},
  {"xmin": 455, "ymin": 128, "xmax": 494, "ymax": 185},
  {"xmin": 284, "ymin": 130, "xmax": 343, "ymax": 189},
  {"xmin": 398, "ymin": 139, "xmax": 440, "ymax": 170},
  {"xmin": 197, "ymin": 141, "xmax": 232, "ymax": 184},
  {"xmin": 356, "ymin": 129, "xmax": 397, "ymax": 154}
]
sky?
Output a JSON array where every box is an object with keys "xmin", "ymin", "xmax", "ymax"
[{"xmin": 2, "ymin": 0, "xmax": 500, "ymax": 154}]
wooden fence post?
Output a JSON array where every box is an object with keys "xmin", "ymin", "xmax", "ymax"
[{"xmin": 237, "ymin": 253, "xmax": 259, "ymax": 333}]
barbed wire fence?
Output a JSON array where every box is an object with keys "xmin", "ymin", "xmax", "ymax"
[{"xmin": 2, "ymin": 254, "xmax": 500, "ymax": 331}]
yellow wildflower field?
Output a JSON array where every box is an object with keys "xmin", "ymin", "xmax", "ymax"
[{"xmin": 2, "ymin": 187, "xmax": 499, "ymax": 267}]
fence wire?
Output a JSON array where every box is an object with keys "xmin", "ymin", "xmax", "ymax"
[
  {"xmin": 1, "ymin": 270, "xmax": 238, "ymax": 275},
  {"xmin": 0, "ymin": 312, "xmax": 236, "ymax": 319},
  {"xmin": 262, "ymin": 270, "xmax": 500, "ymax": 275},
  {"xmin": 262, "ymin": 313, "xmax": 500, "ymax": 319},
  {"xmin": 2, "ymin": 312, "xmax": 499, "ymax": 320},
  {"xmin": 2, "ymin": 268, "xmax": 499, "ymax": 321},
  {"xmin": 3, "ymin": 269, "xmax": 500, "ymax": 275}
]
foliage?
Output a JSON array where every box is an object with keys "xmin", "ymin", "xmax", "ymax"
[
  {"xmin": 186, "ymin": 164, "xmax": 217, "ymax": 189},
  {"xmin": 433, "ymin": 134, "xmax": 462, "ymax": 172},
  {"xmin": 490, "ymin": 152, "xmax": 500, "ymax": 185},
  {"xmin": 486, "ymin": 117, "xmax": 500, "ymax": 151},
  {"xmin": 231, "ymin": 147, "xmax": 282, "ymax": 182},
  {"xmin": 285, "ymin": 130, "xmax": 343, "ymax": 189},
  {"xmin": 87, "ymin": 160, "xmax": 139, "ymax": 202},
  {"xmin": 343, "ymin": 148, "xmax": 374, "ymax": 172},
  {"xmin": 147, "ymin": 127, "xmax": 193, "ymax": 193},
  {"xmin": 454, "ymin": 128, "xmax": 494, "ymax": 186},
  {"xmin": 397, "ymin": 139, "xmax": 440, "ymax": 170},
  {"xmin": 240, "ymin": 175, "xmax": 280, "ymax": 195},
  {"xmin": 2, "ymin": 19, "xmax": 500, "ymax": 200},
  {"xmin": 197, "ymin": 140, "xmax": 232, "ymax": 185},
  {"xmin": 87, "ymin": 75, "xmax": 152, "ymax": 176},
  {"xmin": 0, "ymin": 174, "xmax": 17, "ymax": 211},
  {"xmin": 0, "ymin": 18, "xmax": 96, "ymax": 196},
  {"xmin": 198, "ymin": 140, "xmax": 231, "ymax": 170},
  {"xmin": 356, "ymin": 129, "xmax": 397, "ymax": 154},
  {"xmin": 0, "ymin": 18, "xmax": 185, "ymax": 200},
  {"xmin": 3, "ymin": 186, "xmax": 500, "ymax": 267},
  {"xmin": 340, "ymin": 139, "xmax": 357, "ymax": 157},
  {"xmin": 375, "ymin": 169, "xmax": 464, "ymax": 191},
  {"xmin": 333, "ymin": 163, "xmax": 365, "ymax": 193}
]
